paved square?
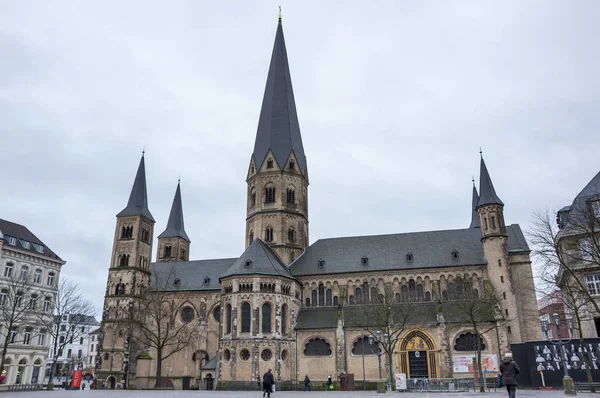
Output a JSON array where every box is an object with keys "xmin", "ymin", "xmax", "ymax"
[{"xmin": 0, "ymin": 389, "xmax": 579, "ymax": 398}]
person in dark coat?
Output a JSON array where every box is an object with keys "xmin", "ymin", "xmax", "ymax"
[
  {"xmin": 262, "ymin": 369, "xmax": 275, "ymax": 398},
  {"xmin": 499, "ymin": 352, "xmax": 520, "ymax": 398},
  {"xmin": 303, "ymin": 375, "xmax": 311, "ymax": 391},
  {"xmin": 326, "ymin": 375, "xmax": 332, "ymax": 391}
]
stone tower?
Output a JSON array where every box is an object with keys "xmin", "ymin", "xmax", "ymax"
[
  {"xmin": 246, "ymin": 16, "xmax": 309, "ymax": 265},
  {"xmin": 156, "ymin": 181, "xmax": 190, "ymax": 262},
  {"xmin": 98, "ymin": 153, "xmax": 154, "ymax": 388},
  {"xmin": 476, "ymin": 156, "xmax": 523, "ymax": 344}
]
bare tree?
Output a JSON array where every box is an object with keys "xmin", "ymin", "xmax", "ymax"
[
  {"xmin": 34, "ymin": 278, "xmax": 96, "ymax": 387},
  {"xmin": 132, "ymin": 265, "xmax": 203, "ymax": 388},
  {"xmin": 0, "ymin": 271, "xmax": 37, "ymax": 378},
  {"xmin": 444, "ymin": 274, "xmax": 504, "ymax": 392},
  {"xmin": 344, "ymin": 285, "xmax": 417, "ymax": 389}
]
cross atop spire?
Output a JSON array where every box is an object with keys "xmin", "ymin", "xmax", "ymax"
[
  {"xmin": 251, "ymin": 17, "xmax": 307, "ymax": 174},
  {"xmin": 158, "ymin": 181, "xmax": 189, "ymax": 241},
  {"xmin": 476, "ymin": 156, "xmax": 504, "ymax": 208},
  {"xmin": 117, "ymin": 154, "xmax": 154, "ymax": 222}
]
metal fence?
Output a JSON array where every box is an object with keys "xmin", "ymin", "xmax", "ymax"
[
  {"xmin": 8, "ymin": 384, "xmax": 42, "ymax": 392},
  {"xmin": 406, "ymin": 378, "xmax": 471, "ymax": 392}
]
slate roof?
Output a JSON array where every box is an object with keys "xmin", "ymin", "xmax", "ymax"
[
  {"xmin": 559, "ymin": 169, "xmax": 600, "ymax": 230},
  {"xmin": 220, "ymin": 239, "xmax": 294, "ymax": 280},
  {"xmin": 476, "ymin": 157, "xmax": 504, "ymax": 208},
  {"xmin": 252, "ymin": 18, "xmax": 307, "ymax": 174},
  {"xmin": 0, "ymin": 218, "xmax": 63, "ymax": 261},
  {"xmin": 117, "ymin": 154, "xmax": 155, "ymax": 222},
  {"xmin": 289, "ymin": 225, "xmax": 529, "ymax": 276},
  {"xmin": 574, "ymin": 170, "xmax": 600, "ymax": 200},
  {"xmin": 158, "ymin": 182, "xmax": 189, "ymax": 241},
  {"xmin": 202, "ymin": 356, "xmax": 218, "ymax": 370},
  {"xmin": 469, "ymin": 184, "xmax": 480, "ymax": 228},
  {"xmin": 151, "ymin": 258, "xmax": 236, "ymax": 291},
  {"xmin": 296, "ymin": 302, "xmax": 495, "ymax": 329}
]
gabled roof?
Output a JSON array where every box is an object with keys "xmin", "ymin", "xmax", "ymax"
[
  {"xmin": 158, "ymin": 181, "xmax": 189, "ymax": 241},
  {"xmin": 202, "ymin": 356, "xmax": 218, "ymax": 370},
  {"xmin": 252, "ymin": 18, "xmax": 307, "ymax": 174},
  {"xmin": 151, "ymin": 258, "xmax": 236, "ymax": 291},
  {"xmin": 117, "ymin": 154, "xmax": 154, "ymax": 222},
  {"xmin": 289, "ymin": 225, "xmax": 529, "ymax": 276},
  {"xmin": 476, "ymin": 157, "xmax": 504, "ymax": 208},
  {"xmin": 220, "ymin": 239, "xmax": 294, "ymax": 280},
  {"xmin": 0, "ymin": 218, "xmax": 63, "ymax": 261},
  {"xmin": 574, "ymin": 170, "xmax": 600, "ymax": 201},
  {"xmin": 470, "ymin": 183, "xmax": 480, "ymax": 228}
]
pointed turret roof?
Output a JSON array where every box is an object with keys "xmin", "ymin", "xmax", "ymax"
[
  {"xmin": 470, "ymin": 183, "xmax": 480, "ymax": 228},
  {"xmin": 476, "ymin": 157, "xmax": 504, "ymax": 208},
  {"xmin": 117, "ymin": 154, "xmax": 154, "ymax": 222},
  {"xmin": 220, "ymin": 239, "xmax": 294, "ymax": 280},
  {"xmin": 158, "ymin": 181, "xmax": 189, "ymax": 241},
  {"xmin": 252, "ymin": 17, "xmax": 307, "ymax": 174}
]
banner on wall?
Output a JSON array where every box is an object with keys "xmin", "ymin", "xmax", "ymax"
[{"xmin": 453, "ymin": 354, "xmax": 498, "ymax": 373}]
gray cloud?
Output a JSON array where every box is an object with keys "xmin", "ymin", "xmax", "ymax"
[{"xmin": 1, "ymin": 1, "xmax": 599, "ymax": 311}]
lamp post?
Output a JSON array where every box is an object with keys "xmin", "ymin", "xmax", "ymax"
[
  {"xmin": 369, "ymin": 332, "xmax": 383, "ymax": 380},
  {"xmin": 542, "ymin": 313, "xmax": 576, "ymax": 396},
  {"xmin": 370, "ymin": 331, "xmax": 392, "ymax": 391}
]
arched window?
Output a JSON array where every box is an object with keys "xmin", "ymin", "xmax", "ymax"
[
  {"xmin": 289, "ymin": 160, "xmax": 295, "ymax": 170},
  {"xmin": 349, "ymin": 295, "xmax": 355, "ymax": 304},
  {"xmin": 262, "ymin": 303, "xmax": 272, "ymax": 333},
  {"xmin": 305, "ymin": 298, "xmax": 310, "ymax": 307},
  {"xmin": 325, "ymin": 289, "xmax": 332, "ymax": 306},
  {"xmin": 318, "ymin": 284, "xmax": 325, "ymax": 306},
  {"xmin": 442, "ymin": 290, "xmax": 449, "ymax": 301},
  {"xmin": 286, "ymin": 188, "xmax": 295, "ymax": 204},
  {"xmin": 265, "ymin": 227, "xmax": 274, "ymax": 242},
  {"xmin": 401, "ymin": 285, "xmax": 408, "ymax": 301},
  {"xmin": 250, "ymin": 188, "xmax": 256, "ymax": 207},
  {"xmin": 164, "ymin": 245, "xmax": 172, "ymax": 257},
  {"xmin": 281, "ymin": 304, "xmax": 288, "ymax": 335},
  {"xmin": 352, "ymin": 336, "xmax": 380, "ymax": 355},
  {"xmin": 409, "ymin": 280, "xmax": 416, "ymax": 301},
  {"xmin": 248, "ymin": 230, "xmax": 254, "ymax": 245},
  {"xmin": 265, "ymin": 186, "xmax": 276, "ymax": 203},
  {"xmin": 454, "ymin": 332, "xmax": 486, "ymax": 351},
  {"xmin": 425, "ymin": 291, "xmax": 431, "ymax": 301},
  {"xmin": 119, "ymin": 255, "xmax": 129, "ymax": 267},
  {"xmin": 241, "ymin": 303, "xmax": 251, "ymax": 333},
  {"xmin": 311, "ymin": 290, "xmax": 317, "ymax": 306},
  {"xmin": 288, "ymin": 228, "xmax": 296, "ymax": 243},
  {"xmin": 304, "ymin": 338, "xmax": 332, "ymax": 356},
  {"xmin": 395, "ymin": 293, "xmax": 401, "ymax": 303},
  {"xmin": 355, "ymin": 287, "xmax": 362, "ymax": 304},
  {"xmin": 333, "ymin": 296, "xmax": 339, "ymax": 306},
  {"xmin": 266, "ymin": 158, "xmax": 274, "ymax": 169},
  {"xmin": 370, "ymin": 287, "xmax": 378, "ymax": 303},
  {"xmin": 417, "ymin": 284, "xmax": 424, "ymax": 301}
]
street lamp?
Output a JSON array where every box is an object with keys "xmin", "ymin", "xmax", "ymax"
[
  {"xmin": 369, "ymin": 331, "xmax": 392, "ymax": 391},
  {"xmin": 541, "ymin": 312, "xmax": 576, "ymax": 395}
]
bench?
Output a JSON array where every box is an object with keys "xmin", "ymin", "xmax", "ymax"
[
  {"xmin": 574, "ymin": 381, "xmax": 600, "ymax": 392},
  {"xmin": 470, "ymin": 379, "xmax": 497, "ymax": 392}
]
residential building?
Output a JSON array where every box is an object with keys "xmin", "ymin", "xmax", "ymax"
[
  {"xmin": 0, "ymin": 219, "xmax": 64, "ymax": 384},
  {"xmin": 538, "ymin": 292, "xmax": 570, "ymax": 339}
]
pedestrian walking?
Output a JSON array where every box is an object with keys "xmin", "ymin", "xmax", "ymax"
[
  {"xmin": 326, "ymin": 375, "xmax": 332, "ymax": 391},
  {"xmin": 499, "ymin": 352, "xmax": 520, "ymax": 398},
  {"xmin": 303, "ymin": 375, "xmax": 311, "ymax": 391},
  {"xmin": 262, "ymin": 369, "xmax": 275, "ymax": 398}
]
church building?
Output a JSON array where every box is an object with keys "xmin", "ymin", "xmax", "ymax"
[{"xmin": 96, "ymin": 16, "xmax": 541, "ymax": 390}]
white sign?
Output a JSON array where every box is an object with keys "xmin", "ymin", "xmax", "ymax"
[
  {"xmin": 452, "ymin": 354, "xmax": 498, "ymax": 373},
  {"xmin": 395, "ymin": 373, "xmax": 407, "ymax": 390}
]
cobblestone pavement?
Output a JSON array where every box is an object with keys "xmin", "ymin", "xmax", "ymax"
[{"xmin": 1, "ymin": 389, "xmax": 584, "ymax": 398}]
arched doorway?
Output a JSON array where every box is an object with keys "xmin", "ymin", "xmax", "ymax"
[
  {"xmin": 398, "ymin": 329, "xmax": 438, "ymax": 379},
  {"xmin": 107, "ymin": 376, "xmax": 116, "ymax": 389},
  {"xmin": 16, "ymin": 358, "xmax": 27, "ymax": 384},
  {"xmin": 205, "ymin": 373, "xmax": 214, "ymax": 390}
]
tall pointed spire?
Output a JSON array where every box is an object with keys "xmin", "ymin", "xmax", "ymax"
[
  {"xmin": 117, "ymin": 154, "xmax": 154, "ymax": 221},
  {"xmin": 476, "ymin": 156, "xmax": 504, "ymax": 208},
  {"xmin": 158, "ymin": 181, "xmax": 189, "ymax": 241},
  {"xmin": 252, "ymin": 17, "xmax": 307, "ymax": 174},
  {"xmin": 470, "ymin": 180, "xmax": 480, "ymax": 228}
]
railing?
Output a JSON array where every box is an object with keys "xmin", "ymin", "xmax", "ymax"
[
  {"xmin": 406, "ymin": 378, "xmax": 470, "ymax": 392},
  {"xmin": 8, "ymin": 384, "xmax": 42, "ymax": 392}
]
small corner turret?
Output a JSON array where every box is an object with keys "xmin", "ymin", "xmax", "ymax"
[{"xmin": 476, "ymin": 156, "xmax": 506, "ymax": 240}]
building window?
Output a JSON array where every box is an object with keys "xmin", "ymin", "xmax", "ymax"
[
  {"xmin": 406, "ymin": 253, "xmax": 413, "ymax": 263},
  {"xmin": 223, "ymin": 349, "xmax": 231, "ymax": 361},
  {"xmin": 47, "ymin": 272, "xmax": 55, "ymax": 286},
  {"xmin": 286, "ymin": 188, "xmax": 295, "ymax": 204},
  {"xmin": 505, "ymin": 309, "xmax": 509, "ymax": 316},
  {"xmin": 119, "ymin": 254, "xmax": 130, "ymax": 267},
  {"xmin": 266, "ymin": 158, "xmax": 274, "ymax": 169},
  {"xmin": 15, "ymin": 291, "xmax": 23, "ymax": 307},
  {"xmin": 503, "ymin": 292, "xmax": 506, "ymax": 300},
  {"xmin": 180, "ymin": 248, "xmax": 186, "ymax": 260},
  {"xmin": 265, "ymin": 186, "xmax": 276, "ymax": 203},
  {"xmin": 265, "ymin": 227, "xmax": 274, "ymax": 242},
  {"xmin": 417, "ymin": 285, "xmax": 424, "ymax": 301},
  {"xmin": 121, "ymin": 226, "xmax": 133, "ymax": 239},
  {"xmin": 241, "ymin": 302, "xmax": 251, "ymax": 333},
  {"xmin": 141, "ymin": 228, "xmax": 150, "ymax": 243},
  {"xmin": 248, "ymin": 230, "xmax": 254, "ymax": 245},
  {"xmin": 454, "ymin": 332, "xmax": 486, "ymax": 351},
  {"xmin": 491, "ymin": 216, "xmax": 496, "ymax": 229},
  {"xmin": 181, "ymin": 306, "xmax": 195, "ymax": 323},
  {"xmin": 4, "ymin": 262, "xmax": 13, "ymax": 278},
  {"xmin": 500, "ymin": 276, "xmax": 504, "ymax": 283},
  {"xmin": 34, "ymin": 269, "xmax": 42, "ymax": 283},
  {"xmin": 0, "ymin": 289, "xmax": 7, "ymax": 305},
  {"xmin": 452, "ymin": 250, "xmax": 459, "ymax": 260},
  {"xmin": 225, "ymin": 304, "xmax": 232, "ymax": 334},
  {"xmin": 19, "ymin": 266, "xmax": 28, "ymax": 281},
  {"xmin": 352, "ymin": 336, "xmax": 379, "ymax": 355},
  {"xmin": 80, "ymin": 337, "xmax": 84, "ymax": 345},
  {"xmin": 262, "ymin": 303, "xmax": 272, "ymax": 333},
  {"xmin": 164, "ymin": 246, "xmax": 172, "ymax": 258},
  {"xmin": 43, "ymin": 296, "xmax": 51, "ymax": 312},
  {"xmin": 23, "ymin": 328, "xmax": 32, "ymax": 345},
  {"xmin": 250, "ymin": 188, "xmax": 256, "ymax": 207},
  {"xmin": 261, "ymin": 349, "xmax": 272, "ymax": 361},
  {"xmin": 281, "ymin": 304, "xmax": 288, "ymax": 334},
  {"xmin": 507, "ymin": 326, "xmax": 512, "ymax": 334},
  {"xmin": 9, "ymin": 328, "xmax": 18, "ymax": 343},
  {"xmin": 289, "ymin": 160, "xmax": 295, "ymax": 170},
  {"xmin": 38, "ymin": 330, "xmax": 46, "ymax": 346},
  {"xmin": 326, "ymin": 289, "xmax": 332, "ymax": 306},
  {"xmin": 29, "ymin": 294, "xmax": 38, "ymax": 310},
  {"xmin": 304, "ymin": 338, "xmax": 332, "ymax": 356},
  {"xmin": 587, "ymin": 275, "xmax": 600, "ymax": 295},
  {"xmin": 240, "ymin": 349, "xmax": 250, "ymax": 361},
  {"xmin": 287, "ymin": 228, "xmax": 296, "ymax": 243},
  {"xmin": 67, "ymin": 349, "xmax": 72, "ymax": 358},
  {"xmin": 484, "ymin": 217, "xmax": 489, "ymax": 230},
  {"xmin": 361, "ymin": 257, "xmax": 369, "ymax": 266},
  {"xmin": 581, "ymin": 238, "xmax": 594, "ymax": 259}
]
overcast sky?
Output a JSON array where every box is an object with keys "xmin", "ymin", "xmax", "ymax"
[{"xmin": 1, "ymin": 1, "xmax": 599, "ymax": 314}]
